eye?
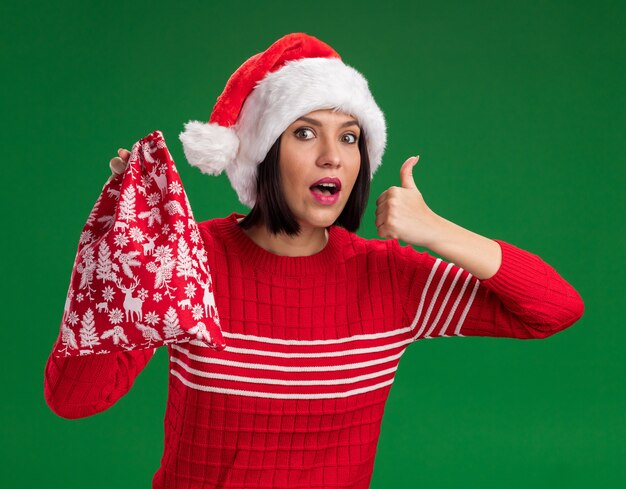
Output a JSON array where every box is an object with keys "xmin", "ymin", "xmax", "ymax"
[
  {"xmin": 342, "ymin": 133, "xmax": 358, "ymax": 144},
  {"xmin": 294, "ymin": 127, "xmax": 315, "ymax": 139}
]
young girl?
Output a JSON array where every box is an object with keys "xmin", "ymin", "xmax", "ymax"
[{"xmin": 45, "ymin": 32, "xmax": 584, "ymax": 489}]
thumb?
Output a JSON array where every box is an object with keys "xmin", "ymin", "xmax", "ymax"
[{"xmin": 400, "ymin": 155, "xmax": 420, "ymax": 189}]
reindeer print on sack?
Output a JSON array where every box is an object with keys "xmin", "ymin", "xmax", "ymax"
[
  {"xmin": 116, "ymin": 277, "xmax": 144, "ymax": 322},
  {"xmin": 52, "ymin": 130, "xmax": 226, "ymax": 358}
]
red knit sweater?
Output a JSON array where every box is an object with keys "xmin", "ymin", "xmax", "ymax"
[{"xmin": 44, "ymin": 211, "xmax": 584, "ymax": 488}]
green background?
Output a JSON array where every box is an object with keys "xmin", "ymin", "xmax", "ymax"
[{"xmin": 3, "ymin": 0, "xmax": 624, "ymax": 487}]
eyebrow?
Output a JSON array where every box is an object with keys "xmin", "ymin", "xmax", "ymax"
[{"xmin": 295, "ymin": 116, "xmax": 360, "ymax": 129}]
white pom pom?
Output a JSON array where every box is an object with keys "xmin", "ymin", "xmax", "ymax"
[{"xmin": 179, "ymin": 121, "xmax": 239, "ymax": 176}]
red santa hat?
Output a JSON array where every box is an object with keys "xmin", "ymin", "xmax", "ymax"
[{"xmin": 178, "ymin": 32, "xmax": 387, "ymax": 208}]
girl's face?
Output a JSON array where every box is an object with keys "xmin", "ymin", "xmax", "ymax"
[{"xmin": 278, "ymin": 109, "xmax": 362, "ymax": 231}]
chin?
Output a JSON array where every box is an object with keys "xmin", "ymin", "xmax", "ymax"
[{"xmin": 299, "ymin": 209, "xmax": 340, "ymax": 229}]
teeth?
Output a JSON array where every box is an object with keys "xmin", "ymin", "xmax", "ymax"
[{"xmin": 318, "ymin": 183, "xmax": 336, "ymax": 188}]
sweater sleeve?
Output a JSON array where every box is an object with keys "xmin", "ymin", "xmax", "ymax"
[
  {"xmin": 43, "ymin": 346, "xmax": 156, "ymax": 419},
  {"xmin": 390, "ymin": 238, "xmax": 585, "ymax": 340}
]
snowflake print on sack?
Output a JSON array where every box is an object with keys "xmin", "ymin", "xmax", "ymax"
[
  {"xmin": 52, "ymin": 130, "xmax": 226, "ymax": 358},
  {"xmin": 79, "ymin": 229, "xmax": 95, "ymax": 246},
  {"xmin": 174, "ymin": 220, "xmax": 186, "ymax": 235},
  {"xmin": 129, "ymin": 226, "xmax": 146, "ymax": 243},
  {"xmin": 113, "ymin": 233, "xmax": 129, "ymax": 248},
  {"xmin": 189, "ymin": 228, "xmax": 201, "ymax": 245},
  {"xmin": 146, "ymin": 192, "xmax": 161, "ymax": 207},
  {"xmin": 169, "ymin": 181, "xmax": 183, "ymax": 195}
]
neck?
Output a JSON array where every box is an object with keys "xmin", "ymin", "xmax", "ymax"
[{"xmin": 236, "ymin": 217, "xmax": 329, "ymax": 257}]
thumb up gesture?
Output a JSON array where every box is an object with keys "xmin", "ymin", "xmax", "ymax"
[{"xmin": 374, "ymin": 155, "xmax": 442, "ymax": 248}]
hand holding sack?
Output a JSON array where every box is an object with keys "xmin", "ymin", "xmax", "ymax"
[{"xmin": 51, "ymin": 130, "xmax": 226, "ymax": 358}]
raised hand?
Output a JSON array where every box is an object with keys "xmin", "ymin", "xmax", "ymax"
[{"xmin": 374, "ymin": 155, "xmax": 442, "ymax": 248}]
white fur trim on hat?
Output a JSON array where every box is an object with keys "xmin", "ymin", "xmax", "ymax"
[{"xmin": 179, "ymin": 121, "xmax": 240, "ymax": 176}]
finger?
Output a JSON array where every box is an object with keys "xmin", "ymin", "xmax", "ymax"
[
  {"xmin": 375, "ymin": 213, "xmax": 386, "ymax": 228},
  {"xmin": 400, "ymin": 156, "xmax": 419, "ymax": 190},
  {"xmin": 375, "ymin": 192, "xmax": 388, "ymax": 206},
  {"xmin": 118, "ymin": 148, "xmax": 131, "ymax": 163},
  {"xmin": 109, "ymin": 156, "xmax": 126, "ymax": 175},
  {"xmin": 379, "ymin": 225, "xmax": 395, "ymax": 240},
  {"xmin": 109, "ymin": 156, "xmax": 124, "ymax": 174}
]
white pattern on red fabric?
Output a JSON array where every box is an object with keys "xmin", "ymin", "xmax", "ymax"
[{"xmin": 52, "ymin": 130, "xmax": 226, "ymax": 358}]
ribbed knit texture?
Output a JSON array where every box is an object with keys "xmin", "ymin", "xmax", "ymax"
[{"xmin": 44, "ymin": 211, "xmax": 584, "ymax": 488}]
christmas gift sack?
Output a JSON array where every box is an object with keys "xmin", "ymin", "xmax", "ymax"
[{"xmin": 51, "ymin": 129, "xmax": 226, "ymax": 358}]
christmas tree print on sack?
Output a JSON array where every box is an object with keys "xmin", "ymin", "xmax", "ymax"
[{"xmin": 52, "ymin": 130, "xmax": 226, "ymax": 358}]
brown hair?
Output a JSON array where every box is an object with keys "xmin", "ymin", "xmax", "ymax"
[{"xmin": 237, "ymin": 130, "xmax": 371, "ymax": 236}]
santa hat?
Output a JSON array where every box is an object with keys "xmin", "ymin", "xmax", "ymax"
[{"xmin": 179, "ymin": 32, "xmax": 387, "ymax": 208}]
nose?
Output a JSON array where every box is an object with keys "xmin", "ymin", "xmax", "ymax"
[{"xmin": 316, "ymin": 137, "xmax": 342, "ymax": 168}]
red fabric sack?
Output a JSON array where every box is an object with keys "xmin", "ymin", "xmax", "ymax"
[{"xmin": 51, "ymin": 130, "xmax": 226, "ymax": 358}]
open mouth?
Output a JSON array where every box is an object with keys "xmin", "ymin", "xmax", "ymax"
[{"xmin": 309, "ymin": 183, "xmax": 339, "ymax": 195}]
